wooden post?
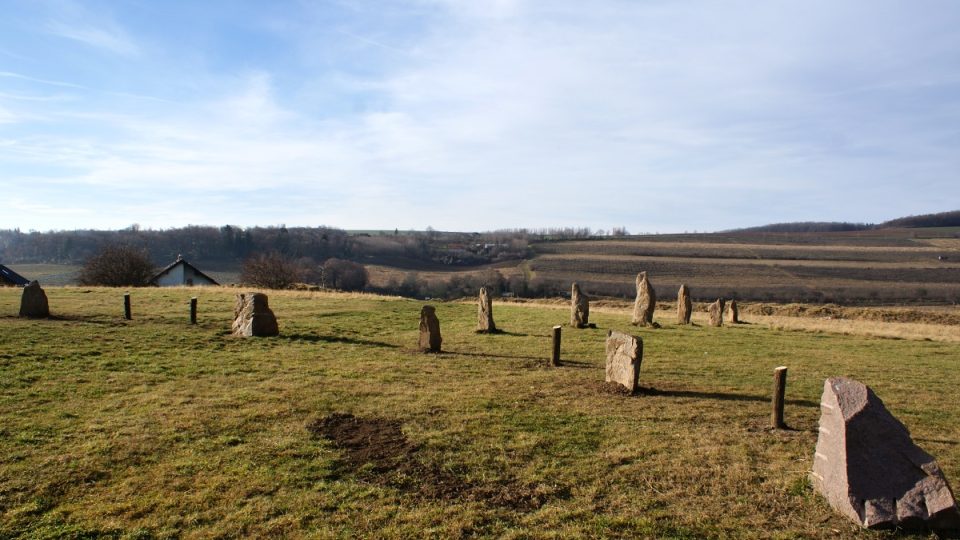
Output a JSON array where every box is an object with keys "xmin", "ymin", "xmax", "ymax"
[
  {"xmin": 772, "ymin": 366, "xmax": 788, "ymax": 429},
  {"xmin": 123, "ymin": 293, "xmax": 131, "ymax": 320},
  {"xmin": 551, "ymin": 325, "xmax": 562, "ymax": 366},
  {"xmin": 190, "ymin": 297, "xmax": 198, "ymax": 325}
]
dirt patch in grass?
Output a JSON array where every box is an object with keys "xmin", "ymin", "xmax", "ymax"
[
  {"xmin": 586, "ymin": 380, "xmax": 635, "ymax": 396},
  {"xmin": 307, "ymin": 413, "xmax": 564, "ymax": 510}
]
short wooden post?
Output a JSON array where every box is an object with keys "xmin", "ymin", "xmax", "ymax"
[
  {"xmin": 551, "ymin": 325, "xmax": 562, "ymax": 366},
  {"xmin": 190, "ymin": 297, "xmax": 198, "ymax": 325},
  {"xmin": 123, "ymin": 293, "xmax": 132, "ymax": 320},
  {"xmin": 772, "ymin": 366, "xmax": 788, "ymax": 429}
]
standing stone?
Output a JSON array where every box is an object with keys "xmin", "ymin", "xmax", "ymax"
[
  {"xmin": 476, "ymin": 287, "xmax": 496, "ymax": 333},
  {"xmin": 231, "ymin": 292, "xmax": 279, "ymax": 337},
  {"xmin": 19, "ymin": 281, "xmax": 49, "ymax": 318},
  {"xmin": 570, "ymin": 283, "xmax": 590, "ymax": 328},
  {"xmin": 605, "ymin": 330, "xmax": 643, "ymax": 393},
  {"xmin": 419, "ymin": 305, "xmax": 442, "ymax": 352},
  {"xmin": 708, "ymin": 299, "xmax": 725, "ymax": 327},
  {"xmin": 631, "ymin": 272, "xmax": 656, "ymax": 326},
  {"xmin": 677, "ymin": 284, "xmax": 692, "ymax": 324},
  {"xmin": 811, "ymin": 377, "xmax": 960, "ymax": 530},
  {"xmin": 726, "ymin": 300, "xmax": 739, "ymax": 324}
]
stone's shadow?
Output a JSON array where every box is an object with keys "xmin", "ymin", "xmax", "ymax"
[
  {"xmin": 554, "ymin": 359, "xmax": 594, "ymax": 369},
  {"xmin": 448, "ymin": 350, "xmax": 550, "ymax": 363},
  {"xmin": 281, "ymin": 333, "xmax": 399, "ymax": 349},
  {"xmin": 914, "ymin": 437, "xmax": 960, "ymax": 446},
  {"xmin": 476, "ymin": 329, "xmax": 530, "ymax": 337},
  {"xmin": 636, "ymin": 386, "xmax": 819, "ymax": 408}
]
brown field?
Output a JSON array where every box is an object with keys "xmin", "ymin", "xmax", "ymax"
[{"xmin": 368, "ymin": 228, "xmax": 960, "ymax": 305}]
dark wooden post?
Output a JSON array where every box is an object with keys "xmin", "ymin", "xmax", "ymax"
[
  {"xmin": 123, "ymin": 293, "xmax": 131, "ymax": 320},
  {"xmin": 551, "ymin": 325, "xmax": 562, "ymax": 366},
  {"xmin": 772, "ymin": 366, "xmax": 788, "ymax": 429},
  {"xmin": 190, "ymin": 297, "xmax": 198, "ymax": 325}
]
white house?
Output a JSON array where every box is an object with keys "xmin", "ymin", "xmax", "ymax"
[{"xmin": 150, "ymin": 255, "xmax": 219, "ymax": 287}]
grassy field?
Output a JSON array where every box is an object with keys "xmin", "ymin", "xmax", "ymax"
[{"xmin": 1, "ymin": 287, "xmax": 959, "ymax": 538}]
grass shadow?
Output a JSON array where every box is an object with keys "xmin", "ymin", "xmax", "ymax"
[
  {"xmin": 447, "ymin": 350, "xmax": 552, "ymax": 363},
  {"xmin": 637, "ymin": 386, "xmax": 819, "ymax": 408}
]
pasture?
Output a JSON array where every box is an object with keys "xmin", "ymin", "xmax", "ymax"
[{"xmin": 1, "ymin": 287, "xmax": 959, "ymax": 538}]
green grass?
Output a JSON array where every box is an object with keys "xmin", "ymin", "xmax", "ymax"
[{"xmin": 1, "ymin": 287, "xmax": 958, "ymax": 538}]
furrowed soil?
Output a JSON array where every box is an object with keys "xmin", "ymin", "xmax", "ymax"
[{"xmin": 1, "ymin": 286, "xmax": 959, "ymax": 538}]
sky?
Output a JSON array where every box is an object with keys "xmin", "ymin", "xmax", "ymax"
[{"xmin": 1, "ymin": 0, "xmax": 958, "ymax": 233}]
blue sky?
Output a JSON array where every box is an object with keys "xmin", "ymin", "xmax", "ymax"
[{"xmin": 1, "ymin": 0, "xmax": 958, "ymax": 233}]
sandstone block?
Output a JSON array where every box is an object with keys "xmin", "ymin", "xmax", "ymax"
[
  {"xmin": 477, "ymin": 287, "xmax": 496, "ymax": 333},
  {"xmin": 726, "ymin": 299, "xmax": 739, "ymax": 324},
  {"xmin": 708, "ymin": 299, "xmax": 724, "ymax": 327},
  {"xmin": 631, "ymin": 272, "xmax": 656, "ymax": 326},
  {"xmin": 605, "ymin": 330, "xmax": 643, "ymax": 393},
  {"xmin": 419, "ymin": 305, "xmax": 442, "ymax": 352},
  {"xmin": 19, "ymin": 281, "xmax": 49, "ymax": 318},
  {"xmin": 677, "ymin": 284, "xmax": 692, "ymax": 324},
  {"xmin": 811, "ymin": 377, "xmax": 960, "ymax": 530},
  {"xmin": 232, "ymin": 292, "xmax": 279, "ymax": 337},
  {"xmin": 570, "ymin": 283, "xmax": 590, "ymax": 328}
]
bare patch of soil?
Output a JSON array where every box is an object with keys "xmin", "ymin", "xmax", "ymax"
[
  {"xmin": 307, "ymin": 413, "xmax": 564, "ymax": 510},
  {"xmin": 584, "ymin": 380, "xmax": 635, "ymax": 396}
]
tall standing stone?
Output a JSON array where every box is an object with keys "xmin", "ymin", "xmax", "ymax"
[
  {"xmin": 811, "ymin": 377, "xmax": 960, "ymax": 530},
  {"xmin": 419, "ymin": 305, "xmax": 442, "ymax": 352},
  {"xmin": 631, "ymin": 272, "xmax": 656, "ymax": 326},
  {"xmin": 570, "ymin": 283, "xmax": 590, "ymax": 328},
  {"xmin": 232, "ymin": 292, "xmax": 279, "ymax": 337},
  {"xmin": 605, "ymin": 330, "xmax": 643, "ymax": 393},
  {"xmin": 476, "ymin": 287, "xmax": 496, "ymax": 333},
  {"xmin": 19, "ymin": 281, "xmax": 49, "ymax": 318},
  {"xmin": 708, "ymin": 299, "xmax": 724, "ymax": 327},
  {"xmin": 677, "ymin": 284, "xmax": 692, "ymax": 324},
  {"xmin": 726, "ymin": 299, "xmax": 739, "ymax": 324}
]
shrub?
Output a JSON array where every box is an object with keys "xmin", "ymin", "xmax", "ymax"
[
  {"xmin": 241, "ymin": 252, "xmax": 305, "ymax": 289},
  {"xmin": 322, "ymin": 258, "xmax": 368, "ymax": 291},
  {"xmin": 77, "ymin": 244, "xmax": 156, "ymax": 287}
]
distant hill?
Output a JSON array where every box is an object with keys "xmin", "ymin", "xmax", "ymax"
[
  {"xmin": 727, "ymin": 210, "xmax": 959, "ymax": 233},
  {"xmin": 879, "ymin": 210, "xmax": 960, "ymax": 228}
]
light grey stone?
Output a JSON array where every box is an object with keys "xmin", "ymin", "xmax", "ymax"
[
  {"xmin": 677, "ymin": 284, "xmax": 692, "ymax": 324},
  {"xmin": 570, "ymin": 282, "xmax": 590, "ymax": 328},
  {"xmin": 631, "ymin": 272, "xmax": 656, "ymax": 327},
  {"xmin": 477, "ymin": 287, "xmax": 496, "ymax": 333}
]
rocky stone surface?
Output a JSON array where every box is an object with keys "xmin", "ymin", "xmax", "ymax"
[
  {"xmin": 419, "ymin": 305, "xmax": 442, "ymax": 352},
  {"xmin": 605, "ymin": 330, "xmax": 643, "ymax": 393},
  {"xmin": 677, "ymin": 284, "xmax": 692, "ymax": 324},
  {"xmin": 19, "ymin": 280, "xmax": 49, "ymax": 318},
  {"xmin": 811, "ymin": 377, "xmax": 960, "ymax": 530},
  {"xmin": 477, "ymin": 287, "xmax": 496, "ymax": 333},
  {"xmin": 631, "ymin": 272, "xmax": 656, "ymax": 326},
  {"xmin": 726, "ymin": 299, "xmax": 739, "ymax": 324},
  {"xmin": 570, "ymin": 283, "xmax": 590, "ymax": 328},
  {"xmin": 232, "ymin": 292, "xmax": 279, "ymax": 337},
  {"xmin": 708, "ymin": 299, "xmax": 724, "ymax": 327}
]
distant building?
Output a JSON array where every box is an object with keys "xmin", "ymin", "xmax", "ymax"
[
  {"xmin": 150, "ymin": 255, "xmax": 219, "ymax": 287},
  {"xmin": 0, "ymin": 264, "xmax": 29, "ymax": 287}
]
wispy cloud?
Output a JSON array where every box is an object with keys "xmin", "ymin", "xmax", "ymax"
[{"xmin": 45, "ymin": 19, "xmax": 139, "ymax": 56}]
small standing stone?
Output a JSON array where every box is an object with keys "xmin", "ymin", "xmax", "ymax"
[
  {"xmin": 708, "ymin": 299, "xmax": 725, "ymax": 327},
  {"xmin": 570, "ymin": 282, "xmax": 590, "ymax": 328},
  {"xmin": 19, "ymin": 281, "xmax": 49, "ymax": 318},
  {"xmin": 631, "ymin": 272, "xmax": 656, "ymax": 327},
  {"xmin": 726, "ymin": 299, "xmax": 739, "ymax": 324},
  {"xmin": 419, "ymin": 305, "xmax": 442, "ymax": 352},
  {"xmin": 811, "ymin": 377, "xmax": 960, "ymax": 530},
  {"xmin": 677, "ymin": 284, "xmax": 692, "ymax": 324},
  {"xmin": 476, "ymin": 287, "xmax": 496, "ymax": 333},
  {"xmin": 605, "ymin": 330, "xmax": 643, "ymax": 393},
  {"xmin": 232, "ymin": 292, "xmax": 279, "ymax": 337}
]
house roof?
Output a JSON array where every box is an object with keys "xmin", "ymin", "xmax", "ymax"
[
  {"xmin": 0, "ymin": 264, "xmax": 30, "ymax": 286},
  {"xmin": 149, "ymin": 255, "xmax": 220, "ymax": 285}
]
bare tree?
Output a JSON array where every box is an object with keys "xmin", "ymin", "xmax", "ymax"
[
  {"xmin": 322, "ymin": 258, "xmax": 368, "ymax": 291},
  {"xmin": 240, "ymin": 252, "xmax": 305, "ymax": 289},
  {"xmin": 77, "ymin": 244, "xmax": 155, "ymax": 286}
]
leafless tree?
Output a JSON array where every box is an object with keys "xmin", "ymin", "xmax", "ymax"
[
  {"xmin": 322, "ymin": 258, "xmax": 368, "ymax": 291},
  {"xmin": 77, "ymin": 244, "xmax": 155, "ymax": 286},
  {"xmin": 240, "ymin": 252, "xmax": 305, "ymax": 289}
]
